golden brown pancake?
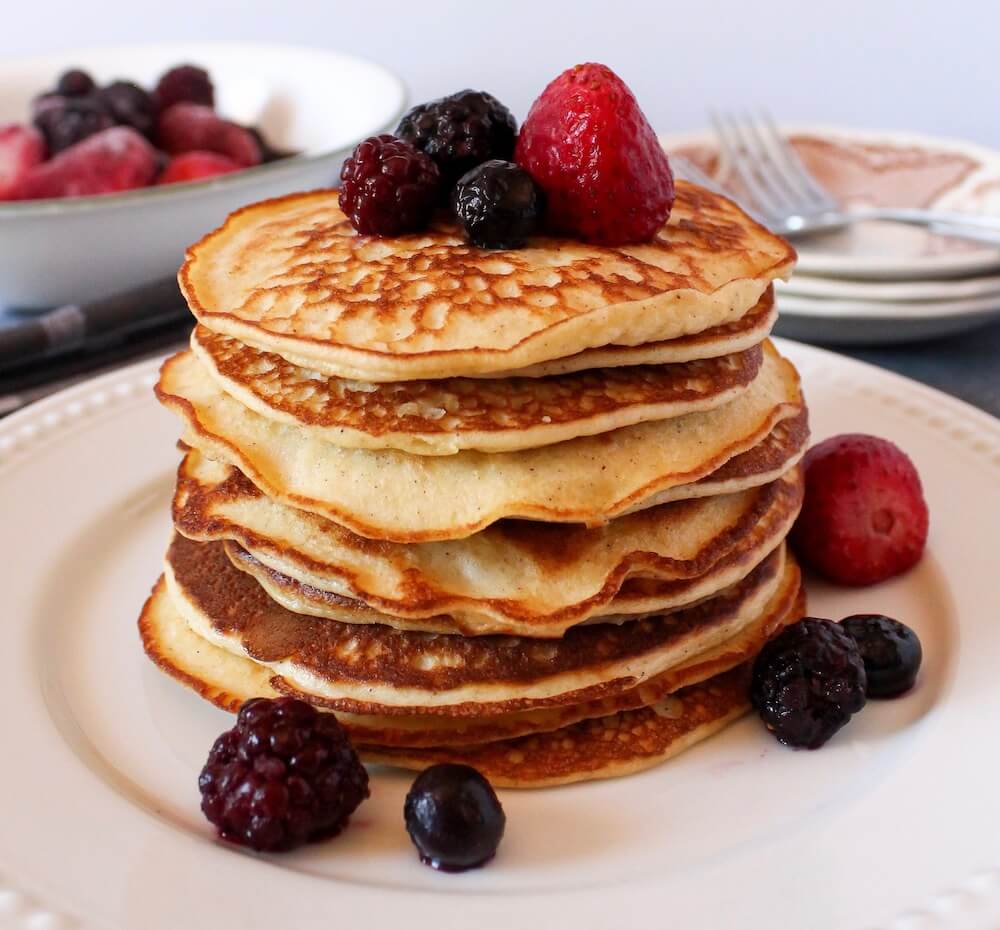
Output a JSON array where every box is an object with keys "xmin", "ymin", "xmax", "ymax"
[
  {"xmin": 139, "ymin": 563, "xmax": 802, "ymax": 755},
  {"xmin": 179, "ymin": 183, "xmax": 795, "ymax": 381},
  {"xmin": 163, "ymin": 533, "xmax": 789, "ymax": 716},
  {"xmin": 360, "ymin": 669, "xmax": 752, "ymax": 788},
  {"xmin": 156, "ymin": 342, "xmax": 803, "ymax": 542},
  {"xmin": 173, "ymin": 449, "xmax": 802, "ymax": 636},
  {"xmin": 192, "ymin": 326, "xmax": 764, "ymax": 455},
  {"xmin": 490, "ymin": 288, "xmax": 777, "ymax": 376}
]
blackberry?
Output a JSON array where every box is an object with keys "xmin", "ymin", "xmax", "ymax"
[
  {"xmin": 339, "ymin": 134, "xmax": 441, "ymax": 236},
  {"xmin": 452, "ymin": 160, "xmax": 542, "ymax": 249},
  {"xmin": 99, "ymin": 81, "xmax": 156, "ymax": 137},
  {"xmin": 396, "ymin": 90, "xmax": 517, "ymax": 188},
  {"xmin": 56, "ymin": 69, "xmax": 96, "ymax": 97},
  {"xmin": 404, "ymin": 764, "xmax": 505, "ymax": 872},
  {"xmin": 751, "ymin": 618, "xmax": 867, "ymax": 749},
  {"xmin": 198, "ymin": 697, "xmax": 369, "ymax": 852},
  {"xmin": 155, "ymin": 64, "xmax": 214, "ymax": 111},
  {"xmin": 33, "ymin": 95, "xmax": 114, "ymax": 154},
  {"xmin": 841, "ymin": 614, "xmax": 922, "ymax": 698}
]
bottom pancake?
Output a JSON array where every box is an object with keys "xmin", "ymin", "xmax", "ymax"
[
  {"xmin": 360, "ymin": 669, "xmax": 751, "ymax": 788},
  {"xmin": 138, "ymin": 569, "xmax": 805, "ymax": 785}
]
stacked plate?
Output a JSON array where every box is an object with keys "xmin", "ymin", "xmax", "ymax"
[
  {"xmin": 143, "ymin": 182, "xmax": 811, "ymax": 788},
  {"xmin": 663, "ymin": 126, "xmax": 1000, "ymax": 345}
]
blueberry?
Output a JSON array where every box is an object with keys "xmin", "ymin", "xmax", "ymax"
[
  {"xmin": 404, "ymin": 763, "xmax": 505, "ymax": 871},
  {"xmin": 841, "ymin": 614, "xmax": 922, "ymax": 698},
  {"xmin": 452, "ymin": 160, "xmax": 543, "ymax": 249}
]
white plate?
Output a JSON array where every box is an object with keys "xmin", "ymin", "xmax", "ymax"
[
  {"xmin": 0, "ymin": 42, "xmax": 407, "ymax": 309},
  {"xmin": 780, "ymin": 272, "xmax": 1000, "ymax": 303},
  {"xmin": 774, "ymin": 290, "xmax": 1000, "ymax": 345},
  {"xmin": 2, "ymin": 341, "xmax": 1000, "ymax": 930},
  {"xmin": 661, "ymin": 125, "xmax": 1000, "ymax": 280}
]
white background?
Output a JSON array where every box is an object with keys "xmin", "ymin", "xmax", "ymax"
[{"xmin": 3, "ymin": 0, "xmax": 999, "ymax": 146}]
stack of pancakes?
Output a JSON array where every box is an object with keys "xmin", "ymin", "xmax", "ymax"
[{"xmin": 140, "ymin": 181, "xmax": 809, "ymax": 787}]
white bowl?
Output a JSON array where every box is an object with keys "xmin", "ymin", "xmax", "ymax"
[{"xmin": 0, "ymin": 42, "xmax": 407, "ymax": 309}]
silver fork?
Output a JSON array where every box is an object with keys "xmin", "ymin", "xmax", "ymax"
[{"xmin": 682, "ymin": 111, "xmax": 1000, "ymax": 245}]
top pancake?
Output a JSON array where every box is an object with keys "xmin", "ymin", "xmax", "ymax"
[{"xmin": 180, "ymin": 183, "xmax": 796, "ymax": 381}]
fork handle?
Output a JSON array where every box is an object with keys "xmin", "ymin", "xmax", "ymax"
[{"xmin": 850, "ymin": 206, "xmax": 1000, "ymax": 243}]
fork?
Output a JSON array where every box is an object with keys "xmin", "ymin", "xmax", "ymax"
[{"xmin": 675, "ymin": 112, "xmax": 1000, "ymax": 246}]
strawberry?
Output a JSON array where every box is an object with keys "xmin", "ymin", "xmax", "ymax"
[
  {"xmin": 0, "ymin": 124, "xmax": 46, "ymax": 200},
  {"xmin": 514, "ymin": 63, "xmax": 674, "ymax": 245},
  {"xmin": 791, "ymin": 434, "xmax": 929, "ymax": 586},
  {"xmin": 10, "ymin": 126, "xmax": 157, "ymax": 199},
  {"xmin": 157, "ymin": 150, "xmax": 242, "ymax": 185},
  {"xmin": 156, "ymin": 103, "xmax": 261, "ymax": 167}
]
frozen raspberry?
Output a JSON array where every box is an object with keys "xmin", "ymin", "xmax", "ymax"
[
  {"xmin": 55, "ymin": 69, "xmax": 96, "ymax": 97},
  {"xmin": 157, "ymin": 103, "xmax": 261, "ymax": 167},
  {"xmin": 452, "ymin": 160, "xmax": 542, "ymax": 249},
  {"xmin": 157, "ymin": 150, "xmax": 242, "ymax": 184},
  {"xmin": 396, "ymin": 90, "xmax": 517, "ymax": 188},
  {"xmin": 515, "ymin": 62, "xmax": 675, "ymax": 245},
  {"xmin": 752, "ymin": 618, "xmax": 867, "ymax": 749},
  {"xmin": 33, "ymin": 95, "xmax": 114, "ymax": 154},
  {"xmin": 198, "ymin": 697, "xmax": 369, "ymax": 852},
  {"xmin": 339, "ymin": 134, "xmax": 441, "ymax": 236},
  {"xmin": 791, "ymin": 434, "xmax": 929, "ymax": 587},
  {"xmin": 98, "ymin": 81, "xmax": 156, "ymax": 137},
  {"xmin": 10, "ymin": 127, "xmax": 158, "ymax": 199},
  {"xmin": 0, "ymin": 125, "xmax": 46, "ymax": 200},
  {"xmin": 155, "ymin": 64, "xmax": 214, "ymax": 111}
]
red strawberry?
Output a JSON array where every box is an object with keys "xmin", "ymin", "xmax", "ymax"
[
  {"xmin": 10, "ymin": 127, "xmax": 157, "ymax": 199},
  {"xmin": 791, "ymin": 434, "xmax": 929, "ymax": 586},
  {"xmin": 514, "ymin": 63, "xmax": 674, "ymax": 245},
  {"xmin": 156, "ymin": 103, "xmax": 261, "ymax": 167},
  {"xmin": 0, "ymin": 124, "xmax": 46, "ymax": 199},
  {"xmin": 157, "ymin": 150, "xmax": 242, "ymax": 185}
]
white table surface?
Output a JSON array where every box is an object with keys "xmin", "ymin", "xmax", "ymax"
[{"xmin": 4, "ymin": 0, "xmax": 1000, "ymax": 147}]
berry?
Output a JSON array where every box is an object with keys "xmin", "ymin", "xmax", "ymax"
[
  {"xmin": 339, "ymin": 134, "xmax": 441, "ymax": 236},
  {"xmin": 10, "ymin": 127, "xmax": 158, "ymax": 199},
  {"xmin": 791, "ymin": 434, "xmax": 929, "ymax": 587},
  {"xmin": 157, "ymin": 150, "xmax": 242, "ymax": 184},
  {"xmin": 841, "ymin": 614, "xmax": 922, "ymax": 698},
  {"xmin": 33, "ymin": 95, "xmax": 114, "ymax": 154},
  {"xmin": 751, "ymin": 618, "xmax": 867, "ymax": 749},
  {"xmin": 198, "ymin": 697, "xmax": 369, "ymax": 852},
  {"xmin": 515, "ymin": 62, "xmax": 675, "ymax": 245},
  {"xmin": 0, "ymin": 125, "xmax": 46, "ymax": 200},
  {"xmin": 98, "ymin": 81, "xmax": 156, "ymax": 137},
  {"xmin": 451, "ymin": 160, "xmax": 542, "ymax": 249},
  {"xmin": 157, "ymin": 103, "xmax": 261, "ymax": 167},
  {"xmin": 404, "ymin": 764, "xmax": 505, "ymax": 871},
  {"xmin": 155, "ymin": 64, "xmax": 214, "ymax": 111},
  {"xmin": 55, "ymin": 69, "xmax": 96, "ymax": 97},
  {"xmin": 396, "ymin": 90, "xmax": 517, "ymax": 188}
]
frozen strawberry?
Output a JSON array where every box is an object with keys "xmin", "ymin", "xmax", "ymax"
[
  {"xmin": 514, "ymin": 63, "xmax": 674, "ymax": 245},
  {"xmin": 10, "ymin": 126, "xmax": 158, "ymax": 199},
  {"xmin": 157, "ymin": 150, "xmax": 242, "ymax": 184},
  {"xmin": 156, "ymin": 103, "xmax": 260, "ymax": 167},
  {"xmin": 791, "ymin": 434, "xmax": 929, "ymax": 586},
  {"xmin": 0, "ymin": 125, "xmax": 46, "ymax": 199}
]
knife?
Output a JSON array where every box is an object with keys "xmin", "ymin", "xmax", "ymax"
[{"xmin": 0, "ymin": 277, "xmax": 190, "ymax": 374}]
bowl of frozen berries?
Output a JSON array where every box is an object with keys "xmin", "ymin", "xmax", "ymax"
[{"xmin": 0, "ymin": 42, "xmax": 406, "ymax": 309}]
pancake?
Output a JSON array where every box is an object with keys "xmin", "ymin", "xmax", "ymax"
[
  {"xmin": 490, "ymin": 288, "xmax": 777, "ymax": 377},
  {"xmin": 179, "ymin": 182, "xmax": 795, "ymax": 381},
  {"xmin": 192, "ymin": 326, "xmax": 764, "ymax": 455},
  {"xmin": 138, "ymin": 556, "xmax": 803, "ymax": 749},
  {"xmin": 173, "ymin": 448, "xmax": 803, "ymax": 637},
  {"xmin": 156, "ymin": 341, "xmax": 803, "ymax": 542},
  {"xmin": 163, "ymin": 533, "xmax": 788, "ymax": 715},
  {"xmin": 360, "ymin": 668, "xmax": 752, "ymax": 788}
]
